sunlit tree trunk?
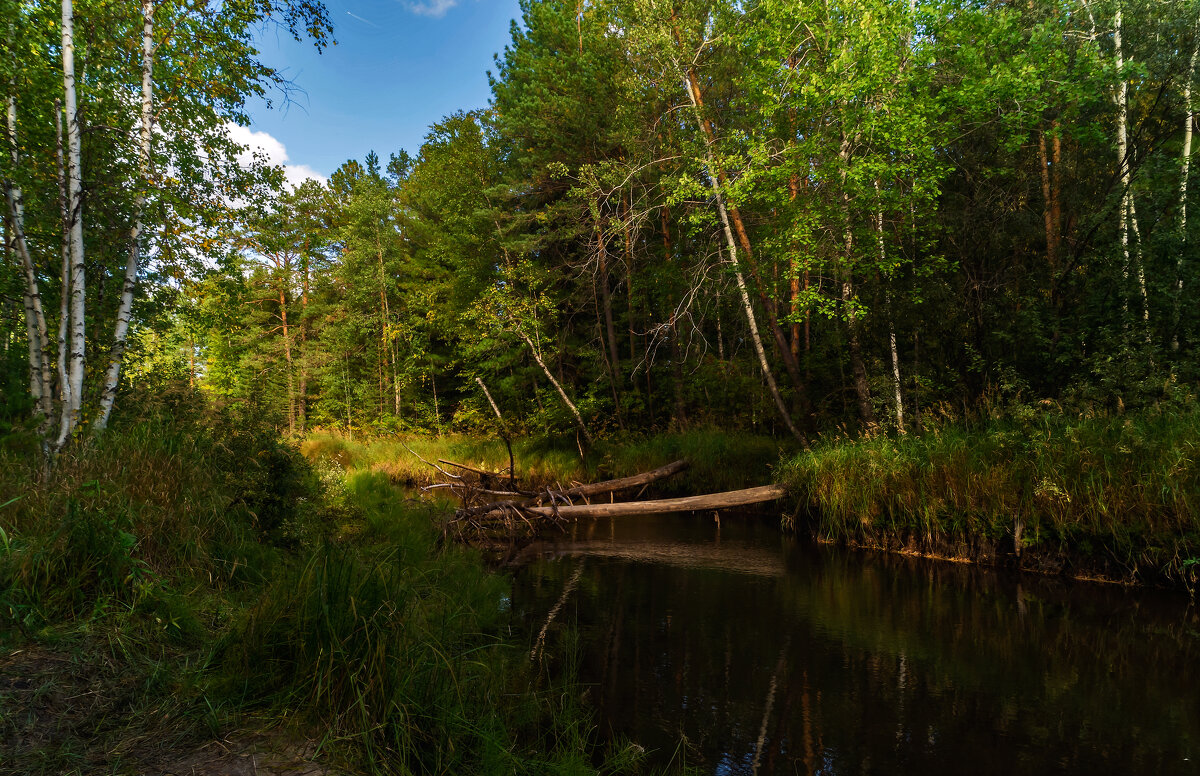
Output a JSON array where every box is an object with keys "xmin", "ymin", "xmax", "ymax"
[
  {"xmin": 678, "ymin": 49, "xmax": 810, "ymax": 411},
  {"xmin": 374, "ymin": 227, "xmax": 399, "ymax": 417},
  {"xmin": 5, "ymin": 95, "xmax": 53, "ymax": 429},
  {"xmin": 1176, "ymin": 24, "xmax": 1198, "ymax": 350},
  {"xmin": 1038, "ymin": 122, "xmax": 1062, "ymax": 274},
  {"xmin": 298, "ymin": 245, "xmax": 309, "ymax": 431},
  {"xmin": 1114, "ymin": 5, "xmax": 1149, "ymax": 337},
  {"xmin": 56, "ymin": 101, "xmax": 70, "ymax": 417},
  {"xmin": 58, "ymin": 0, "xmax": 86, "ymax": 449},
  {"xmin": 517, "ymin": 329, "xmax": 593, "ymax": 444},
  {"xmin": 97, "ymin": 0, "xmax": 154, "ymax": 431},
  {"xmin": 278, "ymin": 280, "xmax": 295, "ymax": 435},
  {"xmin": 875, "ymin": 185, "xmax": 904, "ymax": 433},
  {"xmin": 675, "ymin": 51, "xmax": 806, "ymax": 444}
]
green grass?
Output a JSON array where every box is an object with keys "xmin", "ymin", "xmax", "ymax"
[
  {"xmin": 0, "ymin": 401, "xmax": 655, "ymax": 774},
  {"xmin": 780, "ymin": 407, "xmax": 1200, "ymax": 590},
  {"xmin": 301, "ymin": 426, "xmax": 791, "ymax": 497}
]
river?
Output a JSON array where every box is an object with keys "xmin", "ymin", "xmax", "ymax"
[{"xmin": 510, "ymin": 512, "xmax": 1200, "ymax": 775}]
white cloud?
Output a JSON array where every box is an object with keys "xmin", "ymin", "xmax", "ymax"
[
  {"xmin": 225, "ymin": 122, "xmax": 328, "ymax": 189},
  {"xmin": 405, "ymin": 0, "xmax": 457, "ymax": 18}
]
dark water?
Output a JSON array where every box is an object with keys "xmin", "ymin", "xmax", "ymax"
[{"xmin": 510, "ymin": 513, "xmax": 1200, "ymax": 775}]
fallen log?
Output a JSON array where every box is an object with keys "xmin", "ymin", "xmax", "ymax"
[
  {"xmin": 495, "ymin": 483, "xmax": 786, "ymax": 521},
  {"xmin": 458, "ymin": 459, "xmax": 691, "ymax": 519},
  {"xmin": 438, "ymin": 459, "xmax": 508, "ymax": 478},
  {"xmin": 562, "ymin": 459, "xmax": 690, "ymax": 499}
]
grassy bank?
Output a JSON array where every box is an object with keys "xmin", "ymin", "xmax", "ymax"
[
  {"xmin": 0, "ymin": 404, "xmax": 650, "ymax": 774},
  {"xmin": 300, "ymin": 428, "xmax": 789, "ymax": 497},
  {"xmin": 780, "ymin": 407, "xmax": 1200, "ymax": 591}
]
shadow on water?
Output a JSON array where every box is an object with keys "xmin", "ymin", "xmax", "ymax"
[{"xmin": 510, "ymin": 513, "xmax": 1200, "ymax": 775}]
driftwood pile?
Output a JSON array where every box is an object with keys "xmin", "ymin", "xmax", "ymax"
[{"xmin": 407, "ymin": 450, "xmax": 787, "ymax": 539}]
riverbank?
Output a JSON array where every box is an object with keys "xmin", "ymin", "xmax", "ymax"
[
  {"xmin": 307, "ymin": 414, "xmax": 1200, "ymax": 593},
  {"xmin": 779, "ymin": 407, "xmax": 1200, "ymax": 592},
  {"xmin": 0, "ymin": 408, "xmax": 648, "ymax": 774}
]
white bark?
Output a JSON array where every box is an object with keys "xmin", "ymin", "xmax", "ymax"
[
  {"xmin": 96, "ymin": 0, "xmax": 154, "ymax": 431},
  {"xmin": 1176, "ymin": 22, "xmax": 1198, "ymax": 349},
  {"xmin": 677, "ymin": 67, "xmax": 805, "ymax": 445},
  {"xmin": 58, "ymin": 0, "xmax": 86, "ymax": 448},
  {"xmin": 875, "ymin": 186, "xmax": 904, "ymax": 433},
  {"xmin": 517, "ymin": 329, "xmax": 593, "ymax": 444},
  {"xmin": 55, "ymin": 100, "xmax": 70, "ymax": 413},
  {"xmin": 5, "ymin": 95, "xmax": 53, "ymax": 423},
  {"xmin": 1114, "ymin": 5, "xmax": 1149, "ymax": 336}
]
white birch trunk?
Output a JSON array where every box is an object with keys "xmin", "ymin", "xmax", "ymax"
[
  {"xmin": 677, "ymin": 67, "xmax": 806, "ymax": 445},
  {"xmin": 1114, "ymin": 5, "xmax": 1149, "ymax": 336},
  {"xmin": 876, "ymin": 194, "xmax": 904, "ymax": 434},
  {"xmin": 55, "ymin": 100, "xmax": 70, "ymax": 412},
  {"xmin": 5, "ymin": 95, "xmax": 53, "ymax": 424},
  {"xmin": 96, "ymin": 0, "xmax": 153, "ymax": 431},
  {"xmin": 58, "ymin": 0, "xmax": 86, "ymax": 448},
  {"xmin": 517, "ymin": 329, "xmax": 593, "ymax": 444},
  {"xmin": 1176, "ymin": 24, "xmax": 1198, "ymax": 349}
]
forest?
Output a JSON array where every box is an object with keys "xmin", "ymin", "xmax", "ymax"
[
  {"xmin": 3, "ymin": 0, "xmax": 1200, "ymax": 773},
  {"xmin": 4, "ymin": 0, "xmax": 1200, "ymax": 444}
]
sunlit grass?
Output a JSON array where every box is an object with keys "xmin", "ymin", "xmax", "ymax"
[
  {"xmin": 301, "ymin": 426, "xmax": 791, "ymax": 496},
  {"xmin": 780, "ymin": 408, "xmax": 1200, "ymax": 588}
]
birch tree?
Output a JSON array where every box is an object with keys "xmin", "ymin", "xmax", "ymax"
[{"xmin": 2, "ymin": 0, "xmax": 331, "ymax": 458}]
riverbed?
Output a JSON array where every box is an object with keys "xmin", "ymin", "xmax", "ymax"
[{"xmin": 510, "ymin": 512, "xmax": 1200, "ymax": 775}]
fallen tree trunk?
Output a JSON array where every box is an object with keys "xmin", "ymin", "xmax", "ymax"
[
  {"xmin": 489, "ymin": 484, "xmax": 786, "ymax": 521},
  {"xmin": 563, "ymin": 459, "xmax": 690, "ymax": 499},
  {"xmin": 457, "ymin": 459, "xmax": 691, "ymax": 519}
]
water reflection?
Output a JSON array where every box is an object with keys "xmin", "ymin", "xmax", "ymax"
[{"xmin": 510, "ymin": 514, "xmax": 1200, "ymax": 775}]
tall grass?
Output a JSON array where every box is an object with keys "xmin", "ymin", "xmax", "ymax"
[
  {"xmin": 780, "ymin": 407, "xmax": 1200, "ymax": 589},
  {"xmin": 301, "ymin": 427, "xmax": 790, "ymax": 496},
  {"xmin": 1, "ymin": 398, "xmax": 653, "ymax": 773},
  {"xmin": 221, "ymin": 471, "xmax": 638, "ymax": 773}
]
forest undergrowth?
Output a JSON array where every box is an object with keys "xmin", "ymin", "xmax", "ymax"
[{"xmin": 0, "ymin": 396, "xmax": 656, "ymax": 775}]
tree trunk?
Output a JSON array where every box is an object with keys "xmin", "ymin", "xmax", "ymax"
[
  {"xmin": 374, "ymin": 228, "xmax": 399, "ymax": 417},
  {"xmin": 490, "ymin": 484, "xmax": 786, "ymax": 521},
  {"xmin": 55, "ymin": 100, "xmax": 69, "ymax": 414},
  {"xmin": 1037, "ymin": 122, "xmax": 1062, "ymax": 274},
  {"xmin": 1115, "ymin": 5, "xmax": 1150, "ymax": 336},
  {"xmin": 517, "ymin": 329, "xmax": 593, "ymax": 444},
  {"xmin": 875, "ymin": 184, "xmax": 904, "ymax": 433},
  {"xmin": 595, "ymin": 214, "xmax": 624, "ymax": 426},
  {"xmin": 279, "ymin": 282, "xmax": 295, "ymax": 435},
  {"xmin": 299, "ymin": 244, "xmax": 309, "ymax": 431},
  {"xmin": 680, "ymin": 62, "xmax": 810, "ymax": 410},
  {"xmin": 5, "ymin": 97, "xmax": 52, "ymax": 427},
  {"xmin": 622, "ymin": 193, "xmax": 637, "ymax": 365},
  {"xmin": 788, "ymin": 210, "xmax": 801, "ymax": 359},
  {"xmin": 96, "ymin": 0, "xmax": 154, "ymax": 431},
  {"xmin": 58, "ymin": 0, "xmax": 86, "ymax": 449},
  {"xmin": 1176, "ymin": 26, "xmax": 1198, "ymax": 349},
  {"xmin": 679, "ymin": 68, "xmax": 806, "ymax": 444}
]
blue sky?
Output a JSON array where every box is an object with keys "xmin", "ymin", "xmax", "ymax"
[{"xmin": 240, "ymin": 0, "xmax": 523, "ymax": 184}]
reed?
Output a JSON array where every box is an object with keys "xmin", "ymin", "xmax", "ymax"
[{"xmin": 780, "ymin": 407, "xmax": 1200, "ymax": 589}]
